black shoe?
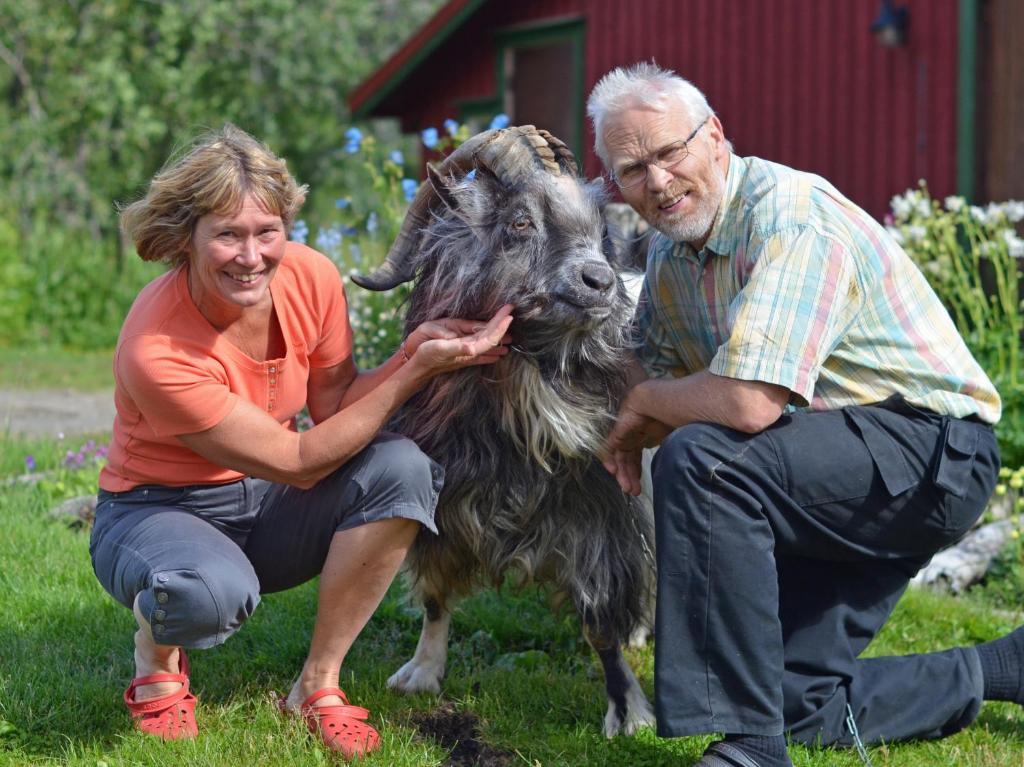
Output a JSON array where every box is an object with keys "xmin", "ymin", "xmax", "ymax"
[{"xmin": 695, "ymin": 742, "xmax": 769, "ymax": 767}]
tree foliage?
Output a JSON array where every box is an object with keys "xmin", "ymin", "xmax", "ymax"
[{"xmin": 0, "ymin": 0, "xmax": 441, "ymax": 244}]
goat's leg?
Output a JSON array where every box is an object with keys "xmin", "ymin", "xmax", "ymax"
[
  {"xmin": 387, "ymin": 595, "xmax": 450, "ymax": 694},
  {"xmin": 586, "ymin": 628, "xmax": 655, "ymax": 737},
  {"xmin": 628, "ymin": 447, "xmax": 658, "ymax": 649}
]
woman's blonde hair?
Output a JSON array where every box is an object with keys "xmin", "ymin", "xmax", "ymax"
[{"xmin": 119, "ymin": 124, "xmax": 308, "ymax": 265}]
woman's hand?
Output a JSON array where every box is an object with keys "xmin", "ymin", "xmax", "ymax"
[{"xmin": 402, "ymin": 304, "xmax": 514, "ymax": 375}]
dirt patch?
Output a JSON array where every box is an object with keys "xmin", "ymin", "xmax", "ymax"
[
  {"xmin": 0, "ymin": 388, "xmax": 115, "ymax": 438},
  {"xmin": 410, "ymin": 702, "xmax": 514, "ymax": 767}
]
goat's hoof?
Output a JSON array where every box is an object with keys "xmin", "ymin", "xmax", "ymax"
[
  {"xmin": 386, "ymin": 660, "xmax": 443, "ymax": 694},
  {"xmin": 627, "ymin": 625, "xmax": 652, "ymax": 649},
  {"xmin": 603, "ymin": 695, "xmax": 656, "ymax": 737}
]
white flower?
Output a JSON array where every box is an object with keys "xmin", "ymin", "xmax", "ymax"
[
  {"xmin": 944, "ymin": 196, "xmax": 965, "ymax": 213},
  {"xmin": 886, "ymin": 226, "xmax": 905, "ymax": 245},
  {"xmin": 915, "ymin": 198, "xmax": 932, "ymax": 218},
  {"xmin": 969, "ymin": 205, "xmax": 988, "ymax": 223},
  {"xmin": 1003, "ymin": 200, "xmax": 1024, "ymax": 223},
  {"xmin": 891, "ymin": 193, "xmax": 914, "ymax": 220},
  {"xmin": 1002, "ymin": 229, "xmax": 1024, "ymax": 258},
  {"xmin": 907, "ymin": 225, "xmax": 927, "ymax": 244},
  {"xmin": 986, "ymin": 202, "xmax": 1005, "ymax": 224}
]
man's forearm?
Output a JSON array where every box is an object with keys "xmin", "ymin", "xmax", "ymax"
[{"xmin": 629, "ymin": 370, "xmax": 788, "ymax": 434}]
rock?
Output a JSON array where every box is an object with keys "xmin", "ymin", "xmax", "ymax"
[
  {"xmin": 911, "ymin": 518, "xmax": 1022, "ymax": 594},
  {"xmin": 48, "ymin": 494, "xmax": 97, "ymax": 529}
]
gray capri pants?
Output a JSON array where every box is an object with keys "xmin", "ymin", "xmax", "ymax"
[{"xmin": 89, "ymin": 433, "xmax": 442, "ymax": 649}]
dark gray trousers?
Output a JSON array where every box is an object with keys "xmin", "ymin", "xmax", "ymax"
[
  {"xmin": 651, "ymin": 397, "xmax": 1000, "ymax": 745},
  {"xmin": 90, "ymin": 433, "xmax": 442, "ymax": 649}
]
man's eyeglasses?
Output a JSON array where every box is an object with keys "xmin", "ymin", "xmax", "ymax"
[{"xmin": 611, "ymin": 117, "xmax": 710, "ymax": 189}]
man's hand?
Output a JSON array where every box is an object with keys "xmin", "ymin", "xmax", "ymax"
[{"xmin": 602, "ymin": 384, "xmax": 672, "ymax": 495}]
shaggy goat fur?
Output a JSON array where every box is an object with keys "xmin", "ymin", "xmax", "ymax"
[{"xmin": 365, "ymin": 156, "xmax": 656, "ymax": 735}]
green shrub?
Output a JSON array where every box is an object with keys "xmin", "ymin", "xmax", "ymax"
[
  {"xmin": 0, "ymin": 221, "xmax": 163, "ymax": 350},
  {"xmin": 887, "ymin": 186, "xmax": 1024, "ymax": 464}
]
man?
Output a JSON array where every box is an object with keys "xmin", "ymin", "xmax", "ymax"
[{"xmin": 587, "ymin": 62, "xmax": 1018, "ymax": 767}]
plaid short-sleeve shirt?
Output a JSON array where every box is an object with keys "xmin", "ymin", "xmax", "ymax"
[{"xmin": 635, "ymin": 154, "xmax": 1001, "ymax": 423}]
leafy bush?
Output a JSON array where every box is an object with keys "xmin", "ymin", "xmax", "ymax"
[
  {"xmin": 887, "ymin": 185, "xmax": 1024, "ymax": 464},
  {"xmin": 0, "ymin": 220, "xmax": 163, "ymax": 349}
]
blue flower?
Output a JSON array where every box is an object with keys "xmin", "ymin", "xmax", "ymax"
[
  {"xmin": 421, "ymin": 127, "xmax": 439, "ymax": 149},
  {"xmin": 366, "ymin": 211, "xmax": 379, "ymax": 235},
  {"xmin": 489, "ymin": 113, "xmax": 510, "ymax": 130},
  {"xmin": 344, "ymin": 126, "xmax": 363, "ymax": 154},
  {"xmin": 315, "ymin": 225, "xmax": 344, "ymax": 257},
  {"xmin": 349, "ymin": 243, "xmax": 362, "ymax": 265},
  {"xmin": 443, "ymin": 118, "xmax": 460, "ymax": 136},
  {"xmin": 290, "ymin": 219, "xmax": 309, "ymax": 244},
  {"xmin": 24, "ymin": 454, "xmax": 35, "ymax": 472},
  {"xmin": 401, "ymin": 178, "xmax": 418, "ymax": 202},
  {"xmin": 335, "ymin": 198, "xmax": 350, "ymax": 209},
  {"xmin": 389, "ymin": 149, "xmax": 405, "ymax": 166}
]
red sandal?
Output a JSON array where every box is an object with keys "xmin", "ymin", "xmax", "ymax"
[
  {"xmin": 123, "ymin": 649, "xmax": 198, "ymax": 740},
  {"xmin": 298, "ymin": 687, "xmax": 380, "ymax": 759}
]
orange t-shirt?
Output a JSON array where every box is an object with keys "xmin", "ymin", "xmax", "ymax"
[{"xmin": 99, "ymin": 243, "xmax": 353, "ymax": 491}]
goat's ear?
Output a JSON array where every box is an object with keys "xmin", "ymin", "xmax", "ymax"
[{"xmin": 427, "ymin": 163, "xmax": 461, "ymax": 213}]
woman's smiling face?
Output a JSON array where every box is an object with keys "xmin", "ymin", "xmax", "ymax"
[{"xmin": 188, "ymin": 195, "xmax": 286, "ymax": 323}]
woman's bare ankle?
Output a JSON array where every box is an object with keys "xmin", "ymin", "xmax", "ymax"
[
  {"xmin": 285, "ymin": 666, "xmax": 344, "ymax": 710},
  {"xmin": 131, "ymin": 637, "xmax": 183, "ymax": 701}
]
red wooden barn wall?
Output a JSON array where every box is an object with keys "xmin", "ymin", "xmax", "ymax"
[{"xmin": 367, "ymin": 0, "xmax": 960, "ymax": 220}]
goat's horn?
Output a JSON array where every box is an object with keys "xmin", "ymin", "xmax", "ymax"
[{"xmin": 350, "ymin": 126, "xmax": 577, "ymax": 292}]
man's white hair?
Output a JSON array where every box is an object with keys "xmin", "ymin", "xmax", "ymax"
[{"xmin": 587, "ymin": 62, "xmax": 715, "ymax": 167}]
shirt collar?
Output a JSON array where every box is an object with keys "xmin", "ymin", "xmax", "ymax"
[{"xmin": 701, "ymin": 152, "xmax": 745, "ymax": 258}]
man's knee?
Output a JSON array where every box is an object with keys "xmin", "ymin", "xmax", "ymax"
[
  {"xmin": 137, "ymin": 564, "xmax": 260, "ymax": 649},
  {"xmin": 653, "ymin": 422, "xmax": 742, "ymax": 486}
]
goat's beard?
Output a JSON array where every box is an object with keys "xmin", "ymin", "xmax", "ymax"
[{"xmin": 651, "ymin": 161, "xmax": 726, "ymax": 245}]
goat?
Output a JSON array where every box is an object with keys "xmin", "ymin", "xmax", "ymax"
[{"xmin": 353, "ymin": 126, "xmax": 655, "ymax": 736}]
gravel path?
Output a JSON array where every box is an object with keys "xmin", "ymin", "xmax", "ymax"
[{"xmin": 0, "ymin": 388, "xmax": 116, "ymax": 438}]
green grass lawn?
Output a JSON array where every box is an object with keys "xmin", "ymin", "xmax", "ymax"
[
  {"xmin": 0, "ymin": 347, "xmax": 114, "ymax": 392},
  {"xmin": 1, "ymin": 431, "xmax": 1023, "ymax": 766}
]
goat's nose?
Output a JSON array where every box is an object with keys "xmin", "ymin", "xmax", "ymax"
[{"xmin": 580, "ymin": 260, "xmax": 615, "ymax": 293}]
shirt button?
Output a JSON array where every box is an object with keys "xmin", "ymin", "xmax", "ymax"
[
  {"xmin": 269, "ymin": 366, "xmax": 276, "ymax": 373},
  {"xmin": 156, "ymin": 591, "xmax": 169, "ymax": 604},
  {"xmin": 153, "ymin": 623, "xmax": 165, "ymax": 635},
  {"xmin": 153, "ymin": 609, "xmax": 166, "ymax": 621}
]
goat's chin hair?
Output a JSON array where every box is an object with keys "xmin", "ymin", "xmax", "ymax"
[{"xmin": 499, "ymin": 356, "xmax": 610, "ymax": 472}]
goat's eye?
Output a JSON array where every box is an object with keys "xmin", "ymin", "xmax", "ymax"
[{"xmin": 511, "ymin": 216, "xmax": 533, "ymax": 232}]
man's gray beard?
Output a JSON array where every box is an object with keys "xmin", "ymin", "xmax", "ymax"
[
  {"xmin": 652, "ymin": 164, "xmax": 726, "ymax": 245},
  {"xmin": 655, "ymin": 200, "xmax": 719, "ymax": 244}
]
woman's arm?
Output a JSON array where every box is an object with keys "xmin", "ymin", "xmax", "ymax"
[{"xmin": 179, "ymin": 306, "xmax": 513, "ymax": 488}]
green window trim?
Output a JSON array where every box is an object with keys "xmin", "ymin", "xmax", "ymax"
[{"xmin": 957, "ymin": 0, "xmax": 978, "ymax": 202}]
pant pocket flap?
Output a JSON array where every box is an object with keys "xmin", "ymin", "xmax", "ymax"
[
  {"xmin": 934, "ymin": 419, "xmax": 978, "ymax": 498},
  {"xmin": 945, "ymin": 418, "xmax": 979, "ymax": 455},
  {"xmin": 843, "ymin": 407, "xmax": 916, "ymax": 497}
]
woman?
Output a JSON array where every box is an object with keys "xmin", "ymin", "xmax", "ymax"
[{"xmin": 89, "ymin": 124, "xmax": 512, "ymax": 759}]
